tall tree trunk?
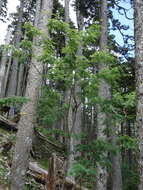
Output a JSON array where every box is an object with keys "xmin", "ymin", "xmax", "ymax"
[
  {"xmin": 17, "ymin": 34, "xmax": 29, "ymax": 96},
  {"xmin": 64, "ymin": 0, "xmax": 74, "ymax": 176},
  {"xmin": 2, "ymin": 54, "xmax": 12, "ymax": 97},
  {"xmin": 96, "ymin": 0, "xmax": 109, "ymax": 189},
  {"xmin": 0, "ymin": 0, "xmax": 3, "ymax": 13},
  {"xmin": 65, "ymin": 0, "xmax": 70, "ymax": 24},
  {"xmin": 0, "ymin": 28, "xmax": 12, "ymax": 97},
  {"xmin": 7, "ymin": 0, "xmax": 24, "ymax": 97},
  {"xmin": 64, "ymin": 0, "xmax": 83, "ymax": 178},
  {"xmin": 111, "ymin": 126, "xmax": 122, "ymax": 190},
  {"xmin": 10, "ymin": 0, "xmax": 53, "ymax": 189},
  {"xmin": 134, "ymin": 0, "xmax": 143, "ymax": 189},
  {"xmin": 16, "ymin": 61, "xmax": 25, "ymax": 96}
]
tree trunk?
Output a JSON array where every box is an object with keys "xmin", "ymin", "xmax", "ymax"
[
  {"xmin": 6, "ymin": 0, "xmax": 24, "ymax": 97},
  {"xmin": 0, "ymin": 28, "xmax": 12, "ymax": 97},
  {"xmin": 96, "ymin": 0, "xmax": 109, "ymax": 189},
  {"xmin": 17, "ymin": 33, "xmax": 29, "ymax": 97},
  {"xmin": 65, "ymin": 0, "xmax": 70, "ymax": 24},
  {"xmin": 16, "ymin": 61, "xmax": 25, "ymax": 96},
  {"xmin": 111, "ymin": 126, "xmax": 122, "ymax": 190},
  {"xmin": 65, "ymin": 0, "xmax": 83, "ymax": 178},
  {"xmin": 134, "ymin": 0, "xmax": 143, "ymax": 189},
  {"xmin": 0, "ymin": 0, "xmax": 3, "ymax": 14},
  {"xmin": 10, "ymin": 0, "xmax": 53, "ymax": 189},
  {"xmin": 64, "ymin": 0, "xmax": 74, "ymax": 176},
  {"xmin": 2, "ymin": 54, "xmax": 12, "ymax": 97}
]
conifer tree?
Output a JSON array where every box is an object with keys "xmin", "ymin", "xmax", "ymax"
[{"xmin": 10, "ymin": 0, "xmax": 53, "ymax": 188}]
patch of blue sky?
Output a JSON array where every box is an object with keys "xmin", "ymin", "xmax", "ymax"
[{"xmin": 109, "ymin": 0, "xmax": 134, "ymax": 56}]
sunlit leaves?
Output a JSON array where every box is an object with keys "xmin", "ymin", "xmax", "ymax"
[
  {"xmin": 83, "ymin": 23, "xmax": 100, "ymax": 45},
  {"xmin": 24, "ymin": 22, "xmax": 41, "ymax": 38},
  {"xmin": 118, "ymin": 135, "xmax": 137, "ymax": 150},
  {"xmin": 91, "ymin": 51, "xmax": 116, "ymax": 66},
  {"xmin": 0, "ymin": 96, "xmax": 30, "ymax": 106}
]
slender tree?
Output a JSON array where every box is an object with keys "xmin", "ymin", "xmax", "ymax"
[
  {"xmin": 64, "ymin": 0, "xmax": 83, "ymax": 178},
  {"xmin": 0, "ymin": 0, "xmax": 2, "ymax": 13},
  {"xmin": 111, "ymin": 124, "xmax": 123, "ymax": 190},
  {"xmin": 0, "ymin": 28, "xmax": 12, "ymax": 97},
  {"xmin": 10, "ymin": 0, "xmax": 53, "ymax": 189},
  {"xmin": 96, "ymin": 0, "xmax": 110, "ymax": 189},
  {"xmin": 65, "ymin": 0, "xmax": 70, "ymax": 24},
  {"xmin": 6, "ymin": 0, "xmax": 24, "ymax": 97},
  {"xmin": 134, "ymin": 0, "xmax": 143, "ymax": 189}
]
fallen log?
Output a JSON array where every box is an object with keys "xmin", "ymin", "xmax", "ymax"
[
  {"xmin": 35, "ymin": 130, "xmax": 65, "ymax": 152},
  {"xmin": 28, "ymin": 162, "xmax": 48, "ymax": 184},
  {"xmin": 0, "ymin": 115, "xmax": 17, "ymax": 131},
  {"xmin": 0, "ymin": 117, "xmax": 87, "ymax": 189},
  {"xmin": 0, "ymin": 115, "xmax": 65, "ymax": 153},
  {"xmin": 28, "ymin": 162, "xmax": 88, "ymax": 190}
]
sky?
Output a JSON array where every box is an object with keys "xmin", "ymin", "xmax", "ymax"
[
  {"xmin": 0, "ymin": 0, "xmax": 19, "ymax": 44},
  {"xmin": 111, "ymin": 1, "xmax": 134, "ymax": 47},
  {"xmin": 0, "ymin": 0, "xmax": 77, "ymax": 45},
  {"xmin": 0, "ymin": 0, "xmax": 134, "ymax": 48}
]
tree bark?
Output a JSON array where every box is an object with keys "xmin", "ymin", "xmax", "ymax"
[
  {"xmin": 0, "ymin": 28, "xmax": 12, "ymax": 97},
  {"xmin": 96, "ymin": 0, "xmax": 109, "ymax": 189},
  {"xmin": 10, "ymin": 0, "xmax": 53, "ymax": 189},
  {"xmin": 6, "ymin": 0, "xmax": 24, "ymax": 97},
  {"xmin": 111, "ymin": 127, "xmax": 122, "ymax": 190},
  {"xmin": 29, "ymin": 161, "xmax": 88, "ymax": 190},
  {"xmin": 2, "ymin": 54, "xmax": 12, "ymax": 97},
  {"xmin": 64, "ymin": 0, "xmax": 74, "ymax": 176},
  {"xmin": 65, "ymin": 0, "xmax": 70, "ymax": 24},
  {"xmin": 134, "ymin": 0, "xmax": 143, "ymax": 189},
  {"xmin": 0, "ymin": 0, "xmax": 3, "ymax": 14}
]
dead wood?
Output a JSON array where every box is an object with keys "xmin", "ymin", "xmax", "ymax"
[
  {"xmin": 0, "ymin": 115, "xmax": 17, "ymax": 131},
  {"xmin": 0, "ymin": 116, "xmax": 87, "ymax": 189},
  {"xmin": 28, "ymin": 162, "xmax": 48, "ymax": 184},
  {"xmin": 0, "ymin": 115, "xmax": 65, "ymax": 153},
  {"xmin": 28, "ymin": 161, "xmax": 88, "ymax": 190},
  {"xmin": 35, "ymin": 130, "xmax": 66, "ymax": 153}
]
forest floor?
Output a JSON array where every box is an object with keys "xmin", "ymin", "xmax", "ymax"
[
  {"xmin": 0, "ymin": 117, "xmax": 88, "ymax": 190},
  {"xmin": 0, "ymin": 127, "xmax": 49, "ymax": 189}
]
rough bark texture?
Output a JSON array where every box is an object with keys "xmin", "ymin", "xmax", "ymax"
[
  {"xmin": 0, "ymin": 28, "xmax": 12, "ymax": 97},
  {"xmin": 134, "ymin": 0, "xmax": 143, "ymax": 189},
  {"xmin": 10, "ymin": 0, "xmax": 53, "ymax": 189},
  {"xmin": 2, "ymin": 55, "xmax": 12, "ymax": 97},
  {"xmin": 65, "ymin": 0, "xmax": 70, "ymax": 24},
  {"xmin": 96, "ymin": 0, "xmax": 109, "ymax": 189},
  {"xmin": 111, "ymin": 129, "xmax": 122, "ymax": 190},
  {"xmin": 0, "ymin": 0, "xmax": 3, "ymax": 14},
  {"xmin": 64, "ymin": 0, "xmax": 74, "ymax": 176},
  {"xmin": 6, "ymin": 0, "xmax": 24, "ymax": 97}
]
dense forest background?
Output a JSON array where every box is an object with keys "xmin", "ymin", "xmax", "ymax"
[{"xmin": 0, "ymin": 0, "xmax": 142, "ymax": 189}]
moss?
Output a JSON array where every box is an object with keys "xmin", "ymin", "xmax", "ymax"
[{"xmin": 38, "ymin": 159, "xmax": 49, "ymax": 170}]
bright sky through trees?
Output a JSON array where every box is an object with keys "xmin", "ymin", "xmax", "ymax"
[
  {"xmin": 0, "ymin": 0, "xmax": 19, "ymax": 44},
  {"xmin": 111, "ymin": 1, "xmax": 134, "ymax": 46},
  {"xmin": 0, "ymin": 0, "xmax": 77, "ymax": 44},
  {"xmin": 0, "ymin": 0, "xmax": 133, "ymax": 48}
]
